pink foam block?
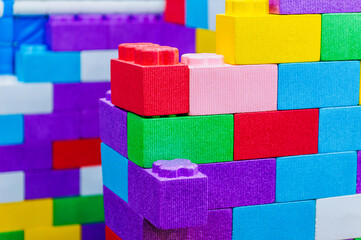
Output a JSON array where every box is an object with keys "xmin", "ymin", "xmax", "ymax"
[{"xmin": 181, "ymin": 53, "xmax": 278, "ymax": 116}]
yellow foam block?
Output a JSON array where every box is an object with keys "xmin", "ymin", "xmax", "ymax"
[
  {"xmin": 0, "ymin": 199, "xmax": 53, "ymax": 233},
  {"xmin": 216, "ymin": 0, "xmax": 321, "ymax": 65},
  {"xmin": 196, "ymin": 29, "xmax": 216, "ymax": 53},
  {"xmin": 25, "ymin": 225, "xmax": 81, "ymax": 240}
]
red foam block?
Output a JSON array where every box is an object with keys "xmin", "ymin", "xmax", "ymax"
[
  {"xmin": 234, "ymin": 109, "xmax": 319, "ymax": 160},
  {"xmin": 165, "ymin": 0, "xmax": 185, "ymax": 25},
  {"xmin": 106, "ymin": 226, "xmax": 122, "ymax": 240}
]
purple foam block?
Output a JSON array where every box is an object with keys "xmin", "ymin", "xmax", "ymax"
[
  {"xmin": 47, "ymin": 15, "xmax": 108, "ymax": 51},
  {"xmin": 81, "ymin": 109, "xmax": 100, "ymax": 138},
  {"xmin": 54, "ymin": 82, "xmax": 110, "ymax": 111},
  {"xmin": 198, "ymin": 159, "xmax": 276, "ymax": 209},
  {"xmin": 269, "ymin": 0, "xmax": 361, "ymax": 14},
  {"xmin": 24, "ymin": 112, "xmax": 80, "ymax": 142},
  {"xmin": 357, "ymin": 151, "xmax": 361, "ymax": 194},
  {"xmin": 0, "ymin": 142, "xmax": 52, "ymax": 172},
  {"xmin": 128, "ymin": 159, "xmax": 208, "ymax": 229},
  {"xmin": 99, "ymin": 97, "xmax": 127, "ymax": 158},
  {"xmin": 82, "ymin": 223, "xmax": 105, "ymax": 240},
  {"xmin": 25, "ymin": 169, "xmax": 79, "ymax": 199}
]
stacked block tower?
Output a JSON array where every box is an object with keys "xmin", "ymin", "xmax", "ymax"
[
  {"xmin": 0, "ymin": 0, "xmax": 195, "ymax": 239},
  {"xmin": 101, "ymin": 0, "xmax": 361, "ymax": 239}
]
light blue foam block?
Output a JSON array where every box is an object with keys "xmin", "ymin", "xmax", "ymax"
[
  {"xmin": 0, "ymin": 115, "xmax": 24, "ymax": 145},
  {"xmin": 101, "ymin": 142, "xmax": 128, "ymax": 202},
  {"xmin": 233, "ymin": 200, "xmax": 316, "ymax": 240},
  {"xmin": 276, "ymin": 152, "xmax": 357, "ymax": 202},
  {"xmin": 186, "ymin": 0, "xmax": 208, "ymax": 29},
  {"xmin": 278, "ymin": 61, "xmax": 360, "ymax": 110},
  {"xmin": 15, "ymin": 44, "xmax": 80, "ymax": 83},
  {"xmin": 319, "ymin": 106, "xmax": 361, "ymax": 153}
]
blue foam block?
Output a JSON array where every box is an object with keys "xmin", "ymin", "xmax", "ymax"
[
  {"xmin": 185, "ymin": 0, "xmax": 208, "ymax": 29},
  {"xmin": 0, "ymin": 17, "xmax": 13, "ymax": 42},
  {"xmin": 319, "ymin": 106, "xmax": 361, "ymax": 153},
  {"xmin": 2, "ymin": 0, "xmax": 13, "ymax": 17},
  {"xmin": 101, "ymin": 142, "xmax": 128, "ymax": 202},
  {"xmin": 0, "ymin": 115, "xmax": 24, "ymax": 145},
  {"xmin": 276, "ymin": 152, "xmax": 357, "ymax": 202},
  {"xmin": 15, "ymin": 44, "xmax": 80, "ymax": 83},
  {"xmin": 233, "ymin": 200, "xmax": 315, "ymax": 240},
  {"xmin": 14, "ymin": 16, "xmax": 47, "ymax": 49},
  {"xmin": 0, "ymin": 46, "xmax": 13, "ymax": 74},
  {"xmin": 278, "ymin": 61, "xmax": 360, "ymax": 110}
]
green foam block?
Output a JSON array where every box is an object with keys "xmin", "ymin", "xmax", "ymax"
[
  {"xmin": 53, "ymin": 195, "xmax": 104, "ymax": 226},
  {"xmin": 321, "ymin": 13, "xmax": 361, "ymax": 61},
  {"xmin": 0, "ymin": 231, "xmax": 23, "ymax": 240},
  {"xmin": 128, "ymin": 113, "xmax": 234, "ymax": 168}
]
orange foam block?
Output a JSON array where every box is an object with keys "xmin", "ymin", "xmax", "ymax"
[{"xmin": 181, "ymin": 53, "xmax": 278, "ymax": 115}]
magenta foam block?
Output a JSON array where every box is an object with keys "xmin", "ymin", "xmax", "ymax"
[
  {"xmin": 24, "ymin": 112, "xmax": 81, "ymax": 142},
  {"xmin": 25, "ymin": 169, "xmax": 79, "ymax": 199},
  {"xmin": 81, "ymin": 109, "xmax": 100, "ymax": 139},
  {"xmin": 270, "ymin": 0, "xmax": 361, "ymax": 14},
  {"xmin": 0, "ymin": 142, "xmax": 52, "ymax": 172},
  {"xmin": 99, "ymin": 97, "xmax": 127, "ymax": 158},
  {"xmin": 198, "ymin": 158, "xmax": 276, "ymax": 209},
  {"xmin": 82, "ymin": 223, "xmax": 105, "ymax": 240},
  {"xmin": 357, "ymin": 151, "xmax": 361, "ymax": 194},
  {"xmin": 54, "ymin": 82, "xmax": 110, "ymax": 111},
  {"xmin": 128, "ymin": 159, "xmax": 208, "ymax": 230}
]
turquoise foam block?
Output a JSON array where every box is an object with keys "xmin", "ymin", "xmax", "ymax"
[
  {"xmin": 15, "ymin": 44, "xmax": 80, "ymax": 83},
  {"xmin": 233, "ymin": 200, "xmax": 315, "ymax": 240},
  {"xmin": 101, "ymin": 142, "xmax": 128, "ymax": 202},
  {"xmin": 278, "ymin": 61, "xmax": 360, "ymax": 110},
  {"xmin": 0, "ymin": 115, "xmax": 24, "ymax": 145},
  {"xmin": 276, "ymin": 152, "xmax": 357, "ymax": 202},
  {"xmin": 319, "ymin": 106, "xmax": 361, "ymax": 153},
  {"xmin": 185, "ymin": 0, "xmax": 208, "ymax": 29}
]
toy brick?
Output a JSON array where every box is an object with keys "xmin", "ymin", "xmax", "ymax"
[
  {"xmin": 270, "ymin": 0, "xmax": 361, "ymax": 14},
  {"xmin": 216, "ymin": 1, "xmax": 321, "ymax": 64},
  {"xmin": 24, "ymin": 225, "xmax": 81, "ymax": 240},
  {"xmin": 276, "ymin": 152, "xmax": 357, "ymax": 202},
  {"xmin": 208, "ymin": 0, "xmax": 225, "ymax": 31},
  {"xmin": 185, "ymin": 0, "xmax": 208, "ymax": 29},
  {"xmin": 15, "ymin": 44, "xmax": 81, "ymax": 83},
  {"xmin": 24, "ymin": 112, "xmax": 80, "ymax": 142},
  {"xmin": 234, "ymin": 109, "xmax": 319, "ymax": 160},
  {"xmin": 101, "ymin": 143, "xmax": 128, "ymax": 202},
  {"xmin": 318, "ymin": 106, "xmax": 361, "ymax": 153},
  {"xmin": 111, "ymin": 43, "xmax": 189, "ymax": 116},
  {"xmin": 99, "ymin": 97, "xmax": 128, "ymax": 158},
  {"xmin": 198, "ymin": 158, "xmax": 276, "ymax": 209},
  {"xmin": 0, "ymin": 199, "xmax": 53, "ymax": 232},
  {"xmin": 82, "ymin": 223, "xmax": 105, "ymax": 240},
  {"xmin": 128, "ymin": 159, "xmax": 208, "ymax": 229},
  {"xmin": 25, "ymin": 169, "xmax": 79, "ymax": 199},
  {"xmin": 0, "ymin": 77, "xmax": 53, "ymax": 115},
  {"xmin": 2, "ymin": 1, "xmax": 13, "ymax": 18},
  {"xmin": 182, "ymin": 53, "xmax": 277, "ymax": 115},
  {"xmin": 196, "ymin": 29, "xmax": 216, "ymax": 53},
  {"xmin": 0, "ymin": 115, "xmax": 23, "ymax": 145},
  {"xmin": 128, "ymin": 112, "xmax": 233, "ymax": 168},
  {"xmin": 80, "ymin": 109, "xmax": 100, "ymax": 139},
  {"xmin": 0, "ymin": 231, "xmax": 23, "ymax": 240},
  {"xmin": 321, "ymin": 13, "xmax": 361, "ymax": 61},
  {"xmin": 164, "ymin": 0, "xmax": 185, "ymax": 24},
  {"xmin": 233, "ymin": 200, "xmax": 316, "ymax": 240},
  {"xmin": 13, "ymin": 16, "xmax": 47, "ymax": 48},
  {"xmin": 316, "ymin": 194, "xmax": 361, "ymax": 240},
  {"xmin": 0, "ymin": 171, "xmax": 24, "ymax": 204},
  {"xmin": 0, "ymin": 46, "xmax": 13, "ymax": 74},
  {"xmin": 278, "ymin": 61, "xmax": 360, "ymax": 110},
  {"xmin": 80, "ymin": 166, "xmax": 103, "ymax": 196},
  {"xmin": 54, "ymin": 82, "xmax": 110, "ymax": 112},
  {"xmin": 46, "ymin": 15, "xmax": 108, "ymax": 51},
  {"xmin": 53, "ymin": 195, "xmax": 104, "ymax": 226},
  {"xmin": 0, "ymin": 141, "xmax": 51, "ymax": 172},
  {"xmin": 53, "ymin": 138, "xmax": 101, "ymax": 169},
  {"xmin": 0, "ymin": 17, "xmax": 13, "ymax": 42},
  {"xmin": 81, "ymin": 50, "xmax": 117, "ymax": 82}
]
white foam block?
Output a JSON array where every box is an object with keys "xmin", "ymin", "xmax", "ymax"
[
  {"xmin": 316, "ymin": 194, "xmax": 361, "ymax": 240},
  {"xmin": 81, "ymin": 50, "xmax": 117, "ymax": 82},
  {"xmin": 208, "ymin": 0, "xmax": 225, "ymax": 31},
  {"xmin": 0, "ymin": 171, "xmax": 25, "ymax": 204},
  {"xmin": 80, "ymin": 166, "xmax": 103, "ymax": 196},
  {"xmin": 0, "ymin": 76, "xmax": 53, "ymax": 115}
]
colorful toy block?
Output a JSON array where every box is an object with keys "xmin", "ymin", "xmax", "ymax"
[
  {"xmin": 182, "ymin": 53, "xmax": 277, "ymax": 115},
  {"xmin": 216, "ymin": 0, "xmax": 321, "ymax": 64},
  {"xmin": 82, "ymin": 223, "xmax": 105, "ymax": 240},
  {"xmin": 0, "ymin": 171, "xmax": 24, "ymax": 204},
  {"xmin": 111, "ymin": 43, "xmax": 189, "ymax": 116},
  {"xmin": 278, "ymin": 61, "xmax": 360, "ymax": 110},
  {"xmin": 185, "ymin": 0, "xmax": 208, "ymax": 29},
  {"xmin": 234, "ymin": 109, "xmax": 319, "ymax": 160},
  {"xmin": 80, "ymin": 50, "xmax": 117, "ymax": 82},
  {"xmin": 195, "ymin": 29, "xmax": 216, "ymax": 53},
  {"xmin": 164, "ymin": 0, "xmax": 185, "ymax": 24},
  {"xmin": 13, "ymin": 16, "xmax": 47, "ymax": 48},
  {"xmin": 0, "ymin": 17, "xmax": 13, "ymax": 42},
  {"xmin": 276, "ymin": 152, "xmax": 357, "ymax": 202},
  {"xmin": 208, "ymin": 0, "xmax": 225, "ymax": 31},
  {"xmin": 0, "ymin": 231, "xmax": 23, "ymax": 240},
  {"xmin": 0, "ymin": 115, "xmax": 24, "ymax": 146},
  {"xmin": 128, "ymin": 159, "xmax": 208, "ymax": 229},
  {"xmin": 80, "ymin": 166, "xmax": 103, "ymax": 196},
  {"xmin": 24, "ymin": 225, "xmax": 81, "ymax": 240}
]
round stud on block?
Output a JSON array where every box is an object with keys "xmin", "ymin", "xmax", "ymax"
[{"xmin": 152, "ymin": 159, "xmax": 199, "ymax": 178}]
